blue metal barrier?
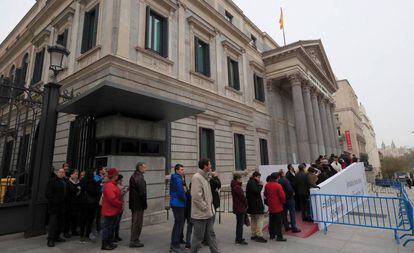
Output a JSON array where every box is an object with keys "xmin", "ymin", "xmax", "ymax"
[{"xmin": 310, "ymin": 180, "xmax": 414, "ymax": 246}]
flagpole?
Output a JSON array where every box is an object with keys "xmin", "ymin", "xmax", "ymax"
[{"xmin": 282, "ymin": 25, "xmax": 286, "ymax": 46}]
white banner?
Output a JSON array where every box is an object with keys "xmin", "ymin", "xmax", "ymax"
[{"xmin": 310, "ymin": 162, "xmax": 369, "ymax": 228}]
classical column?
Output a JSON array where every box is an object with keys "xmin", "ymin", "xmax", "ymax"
[
  {"xmin": 330, "ymin": 103, "xmax": 341, "ymax": 154},
  {"xmin": 325, "ymin": 101, "xmax": 336, "ymax": 155},
  {"xmin": 267, "ymin": 81, "xmax": 288, "ymax": 164},
  {"xmin": 289, "ymin": 74, "xmax": 311, "ymax": 163},
  {"xmin": 319, "ymin": 97, "xmax": 331, "ymax": 155},
  {"xmin": 302, "ymin": 83, "xmax": 319, "ymax": 160},
  {"xmin": 311, "ymin": 90, "xmax": 325, "ymax": 156}
]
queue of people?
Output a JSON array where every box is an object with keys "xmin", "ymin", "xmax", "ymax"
[{"xmin": 45, "ymin": 155, "xmax": 345, "ymax": 251}]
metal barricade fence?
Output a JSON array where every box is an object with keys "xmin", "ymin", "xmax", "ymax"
[{"xmin": 310, "ymin": 180, "xmax": 414, "ymax": 246}]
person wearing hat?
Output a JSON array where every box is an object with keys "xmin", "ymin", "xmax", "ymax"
[
  {"xmin": 264, "ymin": 173, "xmax": 286, "ymax": 241},
  {"xmin": 101, "ymin": 168, "xmax": 123, "ymax": 250}
]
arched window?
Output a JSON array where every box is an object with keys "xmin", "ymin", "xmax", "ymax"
[
  {"xmin": 9, "ymin": 65, "xmax": 15, "ymax": 84},
  {"xmin": 21, "ymin": 54, "xmax": 29, "ymax": 86}
]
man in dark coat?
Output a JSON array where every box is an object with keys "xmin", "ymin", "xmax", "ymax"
[
  {"xmin": 286, "ymin": 164, "xmax": 300, "ymax": 211},
  {"xmin": 296, "ymin": 165, "xmax": 320, "ymax": 222},
  {"xmin": 210, "ymin": 169, "xmax": 221, "ymax": 213},
  {"xmin": 246, "ymin": 171, "xmax": 267, "ymax": 243},
  {"xmin": 278, "ymin": 170, "xmax": 301, "ymax": 233},
  {"xmin": 129, "ymin": 162, "xmax": 147, "ymax": 248},
  {"xmin": 45, "ymin": 168, "xmax": 68, "ymax": 247}
]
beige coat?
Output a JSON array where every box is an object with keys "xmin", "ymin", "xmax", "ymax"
[{"xmin": 191, "ymin": 169, "xmax": 214, "ymax": 220}]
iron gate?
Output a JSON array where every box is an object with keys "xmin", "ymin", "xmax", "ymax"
[{"xmin": 0, "ymin": 76, "xmax": 43, "ymax": 235}]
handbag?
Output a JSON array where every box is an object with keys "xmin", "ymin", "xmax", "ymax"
[{"xmin": 244, "ymin": 214, "xmax": 251, "ymax": 227}]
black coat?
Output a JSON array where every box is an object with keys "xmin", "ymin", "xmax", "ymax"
[
  {"xmin": 80, "ymin": 177, "xmax": 100, "ymax": 205},
  {"xmin": 210, "ymin": 176, "xmax": 221, "ymax": 209},
  {"xmin": 246, "ymin": 178, "xmax": 264, "ymax": 214},
  {"xmin": 296, "ymin": 171, "xmax": 310, "ymax": 196},
  {"xmin": 286, "ymin": 171, "xmax": 297, "ymax": 190},
  {"xmin": 68, "ymin": 180, "xmax": 82, "ymax": 206},
  {"xmin": 45, "ymin": 176, "xmax": 68, "ymax": 214},
  {"xmin": 129, "ymin": 171, "xmax": 147, "ymax": 211}
]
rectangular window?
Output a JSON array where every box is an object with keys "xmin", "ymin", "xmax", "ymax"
[
  {"xmin": 199, "ymin": 128, "xmax": 215, "ymax": 168},
  {"xmin": 57, "ymin": 29, "xmax": 69, "ymax": 48},
  {"xmin": 259, "ymin": 138, "xmax": 269, "ymax": 165},
  {"xmin": 31, "ymin": 48, "xmax": 45, "ymax": 85},
  {"xmin": 194, "ymin": 37, "xmax": 210, "ymax": 77},
  {"xmin": 234, "ymin": 133, "xmax": 246, "ymax": 171},
  {"xmin": 81, "ymin": 5, "xmax": 99, "ymax": 54},
  {"xmin": 227, "ymin": 57, "xmax": 240, "ymax": 90},
  {"xmin": 145, "ymin": 7, "xmax": 168, "ymax": 57},
  {"xmin": 225, "ymin": 10, "xmax": 233, "ymax": 23},
  {"xmin": 251, "ymin": 34, "xmax": 257, "ymax": 48},
  {"xmin": 254, "ymin": 74, "xmax": 265, "ymax": 102}
]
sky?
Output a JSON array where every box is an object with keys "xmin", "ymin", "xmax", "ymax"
[{"xmin": 0, "ymin": 0, "xmax": 413, "ymax": 148}]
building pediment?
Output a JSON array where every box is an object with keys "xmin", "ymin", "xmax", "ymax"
[{"xmin": 263, "ymin": 40, "xmax": 338, "ymax": 93}]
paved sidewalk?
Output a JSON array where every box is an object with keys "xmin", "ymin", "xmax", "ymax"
[{"xmin": 0, "ymin": 213, "xmax": 413, "ymax": 253}]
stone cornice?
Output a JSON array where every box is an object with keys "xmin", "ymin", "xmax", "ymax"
[
  {"xmin": 31, "ymin": 29, "xmax": 51, "ymax": 47},
  {"xmin": 144, "ymin": 0, "xmax": 178, "ymax": 13},
  {"xmin": 50, "ymin": 6, "xmax": 75, "ymax": 28},
  {"xmin": 187, "ymin": 16, "xmax": 217, "ymax": 39},
  {"xmin": 256, "ymin": 127, "xmax": 270, "ymax": 134},
  {"xmin": 230, "ymin": 121, "xmax": 248, "ymax": 130},
  {"xmin": 196, "ymin": 113, "xmax": 219, "ymax": 123},
  {"xmin": 222, "ymin": 40, "xmax": 245, "ymax": 56},
  {"xmin": 191, "ymin": 0, "xmax": 251, "ymax": 45},
  {"xmin": 249, "ymin": 61, "xmax": 265, "ymax": 73}
]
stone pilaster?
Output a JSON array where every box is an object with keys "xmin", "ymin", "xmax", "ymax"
[
  {"xmin": 330, "ymin": 103, "xmax": 341, "ymax": 154},
  {"xmin": 325, "ymin": 101, "xmax": 336, "ymax": 155},
  {"xmin": 302, "ymin": 82, "xmax": 319, "ymax": 160},
  {"xmin": 319, "ymin": 96, "xmax": 331, "ymax": 155},
  {"xmin": 311, "ymin": 90, "xmax": 325, "ymax": 156},
  {"xmin": 289, "ymin": 73, "xmax": 311, "ymax": 163}
]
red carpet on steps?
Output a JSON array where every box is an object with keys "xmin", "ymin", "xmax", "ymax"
[{"xmin": 262, "ymin": 213, "xmax": 319, "ymax": 238}]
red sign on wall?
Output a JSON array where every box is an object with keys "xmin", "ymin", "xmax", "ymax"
[{"xmin": 345, "ymin": 130, "xmax": 352, "ymax": 150}]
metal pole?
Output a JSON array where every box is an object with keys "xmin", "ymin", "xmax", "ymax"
[{"xmin": 25, "ymin": 82, "xmax": 61, "ymax": 237}]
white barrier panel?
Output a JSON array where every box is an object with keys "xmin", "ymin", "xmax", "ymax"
[{"xmin": 310, "ymin": 162, "xmax": 369, "ymax": 229}]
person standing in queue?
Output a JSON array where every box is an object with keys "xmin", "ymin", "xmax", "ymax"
[
  {"xmin": 246, "ymin": 171, "xmax": 267, "ymax": 243},
  {"xmin": 101, "ymin": 168, "xmax": 123, "ymax": 250},
  {"xmin": 264, "ymin": 173, "xmax": 286, "ymax": 242},
  {"xmin": 129, "ymin": 162, "xmax": 148, "ymax": 248},
  {"xmin": 190, "ymin": 158, "xmax": 221, "ymax": 253},
  {"xmin": 169, "ymin": 164, "xmax": 187, "ymax": 253},
  {"xmin": 231, "ymin": 174, "xmax": 248, "ymax": 245},
  {"xmin": 45, "ymin": 168, "xmax": 68, "ymax": 247}
]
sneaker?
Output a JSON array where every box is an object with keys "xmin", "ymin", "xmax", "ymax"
[
  {"xmin": 114, "ymin": 237, "xmax": 122, "ymax": 242},
  {"xmin": 185, "ymin": 244, "xmax": 191, "ymax": 249},
  {"xmin": 63, "ymin": 233, "xmax": 71, "ymax": 238},
  {"xmin": 285, "ymin": 227, "xmax": 291, "ymax": 232},
  {"xmin": 55, "ymin": 237, "xmax": 66, "ymax": 243},
  {"xmin": 101, "ymin": 244, "xmax": 115, "ymax": 250},
  {"xmin": 251, "ymin": 236, "xmax": 258, "ymax": 240},
  {"xmin": 255, "ymin": 237, "xmax": 267, "ymax": 243},
  {"xmin": 291, "ymin": 228, "xmax": 302, "ymax": 233},
  {"xmin": 276, "ymin": 237, "xmax": 287, "ymax": 242},
  {"xmin": 80, "ymin": 237, "xmax": 86, "ymax": 243},
  {"xmin": 89, "ymin": 233, "xmax": 97, "ymax": 240}
]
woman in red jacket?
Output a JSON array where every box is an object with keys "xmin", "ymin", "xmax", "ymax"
[
  {"xmin": 231, "ymin": 174, "xmax": 248, "ymax": 245},
  {"xmin": 264, "ymin": 172, "xmax": 286, "ymax": 241},
  {"xmin": 101, "ymin": 168, "xmax": 123, "ymax": 250}
]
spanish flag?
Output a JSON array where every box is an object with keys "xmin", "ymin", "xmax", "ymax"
[{"xmin": 279, "ymin": 7, "xmax": 284, "ymax": 30}]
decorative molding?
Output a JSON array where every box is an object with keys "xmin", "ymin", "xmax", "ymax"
[
  {"xmin": 76, "ymin": 45, "xmax": 102, "ymax": 62},
  {"xmin": 145, "ymin": 0, "xmax": 178, "ymax": 13},
  {"xmin": 187, "ymin": 16, "xmax": 216, "ymax": 39},
  {"xmin": 51, "ymin": 7, "xmax": 75, "ymax": 28},
  {"xmin": 135, "ymin": 46, "xmax": 174, "ymax": 66},
  {"xmin": 256, "ymin": 127, "xmax": 270, "ymax": 134},
  {"xmin": 196, "ymin": 113, "xmax": 219, "ymax": 123},
  {"xmin": 190, "ymin": 70, "xmax": 215, "ymax": 84},
  {"xmin": 230, "ymin": 121, "xmax": 248, "ymax": 129},
  {"xmin": 31, "ymin": 29, "xmax": 51, "ymax": 47},
  {"xmin": 249, "ymin": 60, "xmax": 265, "ymax": 73},
  {"xmin": 287, "ymin": 72, "xmax": 306, "ymax": 85},
  {"xmin": 222, "ymin": 40, "xmax": 244, "ymax": 56},
  {"xmin": 225, "ymin": 86, "xmax": 243, "ymax": 96}
]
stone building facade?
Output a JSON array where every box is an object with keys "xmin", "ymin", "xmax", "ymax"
[
  {"xmin": 333, "ymin": 79, "xmax": 366, "ymax": 157},
  {"xmin": 0, "ymin": 0, "xmax": 340, "ymax": 224},
  {"xmin": 359, "ymin": 103, "xmax": 380, "ymax": 175}
]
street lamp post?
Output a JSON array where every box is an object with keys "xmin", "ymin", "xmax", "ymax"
[{"xmin": 25, "ymin": 45, "xmax": 70, "ymax": 237}]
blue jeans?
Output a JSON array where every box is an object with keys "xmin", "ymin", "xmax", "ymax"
[
  {"xmin": 102, "ymin": 215, "xmax": 117, "ymax": 244},
  {"xmin": 171, "ymin": 207, "xmax": 186, "ymax": 248},
  {"xmin": 283, "ymin": 198, "xmax": 297, "ymax": 229}
]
